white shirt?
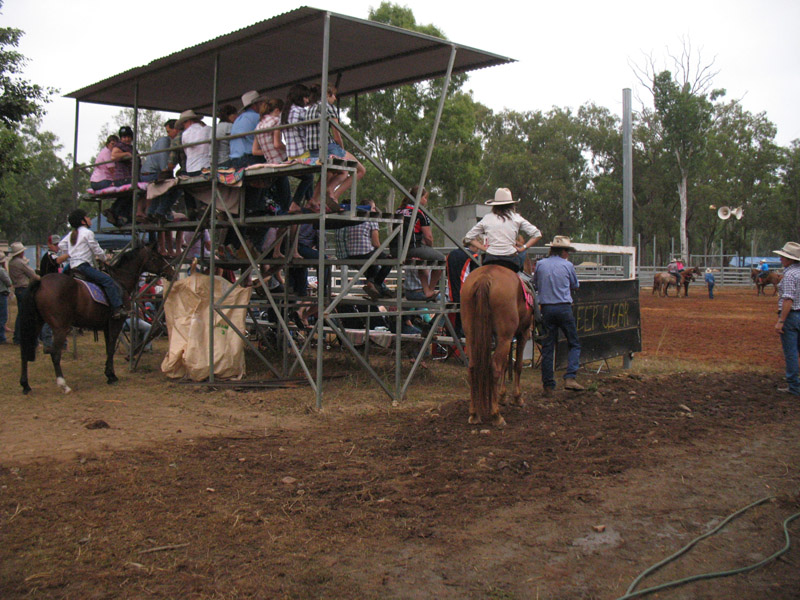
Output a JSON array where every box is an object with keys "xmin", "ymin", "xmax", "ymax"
[
  {"xmin": 58, "ymin": 227, "xmax": 105, "ymax": 268},
  {"xmin": 182, "ymin": 122, "xmax": 212, "ymax": 172},
  {"xmin": 463, "ymin": 212, "xmax": 541, "ymax": 256}
]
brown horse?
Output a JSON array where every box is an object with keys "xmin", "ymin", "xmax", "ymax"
[
  {"xmin": 751, "ymin": 268, "xmax": 782, "ymax": 296},
  {"xmin": 19, "ymin": 244, "xmax": 174, "ymax": 394},
  {"xmin": 652, "ymin": 267, "xmax": 701, "ymax": 297},
  {"xmin": 460, "ymin": 265, "xmax": 533, "ymax": 426}
]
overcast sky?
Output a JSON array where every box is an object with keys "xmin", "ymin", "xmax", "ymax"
[{"xmin": 5, "ymin": 0, "xmax": 800, "ymax": 163}]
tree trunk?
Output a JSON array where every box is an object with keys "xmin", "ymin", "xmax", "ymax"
[{"xmin": 678, "ymin": 172, "xmax": 689, "ymax": 263}]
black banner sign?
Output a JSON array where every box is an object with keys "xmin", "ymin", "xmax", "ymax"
[{"xmin": 553, "ymin": 279, "xmax": 641, "ymax": 369}]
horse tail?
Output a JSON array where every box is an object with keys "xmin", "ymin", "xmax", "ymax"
[
  {"xmin": 468, "ymin": 278, "xmax": 494, "ymax": 420},
  {"xmin": 19, "ymin": 280, "xmax": 42, "ymax": 363}
]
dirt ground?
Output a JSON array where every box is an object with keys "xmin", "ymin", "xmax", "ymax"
[{"xmin": 1, "ymin": 286, "xmax": 799, "ymax": 599}]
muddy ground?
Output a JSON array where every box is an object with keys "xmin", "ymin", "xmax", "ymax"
[{"xmin": 1, "ymin": 287, "xmax": 798, "ymax": 599}]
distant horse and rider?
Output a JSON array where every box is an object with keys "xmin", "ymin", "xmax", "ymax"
[
  {"xmin": 19, "ymin": 243, "xmax": 174, "ymax": 395},
  {"xmin": 751, "ymin": 268, "xmax": 782, "ymax": 296},
  {"xmin": 652, "ymin": 266, "xmax": 702, "ymax": 297}
]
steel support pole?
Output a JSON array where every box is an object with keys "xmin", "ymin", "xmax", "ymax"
[
  {"xmin": 71, "ymin": 101, "xmax": 80, "ymax": 208},
  {"xmin": 622, "ymin": 89, "xmax": 633, "ymax": 368},
  {"xmin": 129, "ymin": 83, "xmax": 141, "ymax": 367},
  {"xmin": 315, "ymin": 12, "xmax": 332, "ymax": 410},
  {"xmin": 209, "ymin": 53, "xmax": 220, "ymax": 384}
]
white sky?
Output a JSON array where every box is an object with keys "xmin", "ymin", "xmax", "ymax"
[{"xmin": 5, "ymin": 0, "xmax": 800, "ymax": 163}]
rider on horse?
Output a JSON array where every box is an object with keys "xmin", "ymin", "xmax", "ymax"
[
  {"xmin": 462, "ymin": 187, "xmax": 542, "ymax": 276},
  {"xmin": 57, "ymin": 209, "xmax": 127, "ymax": 320},
  {"xmin": 758, "ymin": 259, "xmax": 770, "ymax": 281}
]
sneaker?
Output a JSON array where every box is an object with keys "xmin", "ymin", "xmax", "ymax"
[
  {"xmin": 363, "ymin": 281, "xmax": 381, "ymax": 301},
  {"xmin": 777, "ymin": 387, "xmax": 800, "ymax": 396},
  {"xmin": 564, "ymin": 378, "xmax": 585, "ymax": 391}
]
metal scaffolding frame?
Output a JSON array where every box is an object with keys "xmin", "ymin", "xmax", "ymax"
[{"xmin": 69, "ymin": 8, "xmax": 513, "ymax": 407}]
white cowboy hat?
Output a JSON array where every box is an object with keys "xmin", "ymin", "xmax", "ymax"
[
  {"xmin": 545, "ymin": 235, "xmax": 576, "ymax": 252},
  {"xmin": 8, "ymin": 241, "xmax": 25, "ymax": 257},
  {"xmin": 485, "ymin": 188, "xmax": 519, "ymax": 206},
  {"xmin": 240, "ymin": 90, "xmax": 267, "ymax": 110},
  {"xmin": 175, "ymin": 109, "xmax": 203, "ymax": 129},
  {"xmin": 773, "ymin": 242, "xmax": 800, "ymax": 261}
]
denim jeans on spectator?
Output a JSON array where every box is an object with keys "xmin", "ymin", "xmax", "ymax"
[
  {"xmin": 540, "ymin": 303, "xmax": 581, "ymax": 390},
  {"xmin": 13, "ymin": 287, "xmax": 27, "ymax": 344},
  {"xmin": 0, "ymin": 292, "xmax": 8, "ymax": 343},
  {"xmin": 780, "ymin": 310, "xmax": 800, "ymax": 395},
  {"xmin": 91, "ymin": 180, "xmax": 113, "ymax": 191},
  {"xmin": 348, "ymin": 252, "xmax": 391, "ymax": 287},
  {"xmin": 295, "ymin": 244, "xmax": 331, "ymax": 297}
]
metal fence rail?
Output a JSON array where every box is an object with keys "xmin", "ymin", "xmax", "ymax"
[{"xmin": 637, "ymin": 266, "xmax": 763, "ymax": 287}]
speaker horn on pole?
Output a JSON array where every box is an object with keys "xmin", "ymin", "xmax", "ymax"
[
  {"xmin": 717, "ymin": 206, "xmax": 731, "ymax": 220},
  {"xmin": 731, "ymin": 206, "xmax": 744, "ymax": 220}
]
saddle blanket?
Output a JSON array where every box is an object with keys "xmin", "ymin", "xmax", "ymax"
[
  {"xmin": 517, "ymin": 274, "xmax": 535, "ymax": 309},
  {"xmin": 77, "ymin": 279, "xmax": 109, "ymax": 306}
]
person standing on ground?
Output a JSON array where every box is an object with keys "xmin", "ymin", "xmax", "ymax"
[
  {"xmin": 8, "ymin": 242, "xmax": 40, "ymax": 345},
  {"xmin": 773, "ymin": 242, "xmax": 800, "ymax": 396},
  {"xmin": 0, "ymin": 256, "xmax": 12, "ymax": 344},
  {"xmin": 39, "ymin": 234, "xmax": 61, "ymax": 352},
  {"xmin": 534, "ymin": 235, "xmax": 582, "ymax": 397},
  {"xmin": 704, "ymin": 268, "xmax": 716, "ymax": 299}
]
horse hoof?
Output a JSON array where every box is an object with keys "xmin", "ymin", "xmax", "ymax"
[
  {"xmin": 491, "ymin": 414, "xmax": 507, "ymax": 428},
  {"xmin": 468, "ymin": 414, "xmax": 482, "ymax": 425},
  {"xmin": 107, "ymin": 376, "xmax": 118, "ymax": 385},
  {"xmin": 22, "ymin": 386, "xmax": 31, "ymax": 395},
  {"xmin": 56, "ymin": 377, "xmax": 72, "ymax": 394}
]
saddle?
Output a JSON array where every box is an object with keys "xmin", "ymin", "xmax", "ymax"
[{"xmin": 70, "ymin": 271, "xmax": 128, "ymax": 308}]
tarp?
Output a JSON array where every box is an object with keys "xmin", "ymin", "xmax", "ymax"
[{"xmin": 161, "ymin": 273, "xmax": 252, "ymax": 381}]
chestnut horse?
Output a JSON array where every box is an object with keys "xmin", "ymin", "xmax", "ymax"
[
  {"xmin": 19, "ymin": 244, "xmax": 174, "ymax": 394},
  {"xmin": 652, "ymin": 267, "xmax": 702, "ymax": 297},
  {"xmin": 460, "ymin": 264, "xmax": 534, "ymax": 426},
  {"xmin": 751, "ymin": 268, "xmax": 782, "ymax": 296}
]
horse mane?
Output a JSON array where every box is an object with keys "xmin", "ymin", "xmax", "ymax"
[{"xmin": 113, "ymin": 247, "xmax": 144, "ymax": 269}]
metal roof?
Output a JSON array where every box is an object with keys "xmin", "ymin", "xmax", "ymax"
[{"xmin": 65, "ymin": 7, "xmax": 514, "ymax": 115}]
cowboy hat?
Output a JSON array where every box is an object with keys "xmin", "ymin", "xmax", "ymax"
[
  {"xmin": 9, "ymin": 241, "xmax": 26, "ymax": 257},
  {"xmin": 240, "ymin": 90, "xmax": 267, "ymax": 110},
  {"xmin": 545, "ymin": 235, "xmax": 576, "ymax": 252},
  {"xmin": 485, "ymin": 188, "xmax": 519, "ymax": 206},
  {"xmin": 773, "ymin": 242, "xmax": 800, "ymax": 261},
  {"xmin": 175, "ymin": 109, "xmax": 202, "ymax": 129}
]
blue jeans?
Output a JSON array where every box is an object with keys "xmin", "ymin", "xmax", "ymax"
[
  {"xmin": 74, "ymin": 263, "xmax": 123, "ymax": 310},
  {"xmin": 540, "ymin": 303, "xmax": 581, "ymax": 389},
  {"xmin": 0, "ymin": 292, "xmax": 7, "ymax": 343},
  {"xmin": 707, "ymin": 282, "xmax": 714, "ymax": 299},
  {"xmin": 13, "ymin": 287, "xmax": 27, "ymax": 344},
  {"xmin": 780, "ymin": 310, "xmax": 800, "ymax": 395}
]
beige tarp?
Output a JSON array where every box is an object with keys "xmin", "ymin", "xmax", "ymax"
[{"xmin": 161, "ymin": 273, "xmax": 252, "ymax": 381}]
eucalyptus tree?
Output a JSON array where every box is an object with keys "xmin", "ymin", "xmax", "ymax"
[
  {"xmin": 342, "ymin": 2, "xmax": 486, "ymax": 208},
  {"xmin": 635, "ymin": 44, "xmax": 721, "ymax": 262}
]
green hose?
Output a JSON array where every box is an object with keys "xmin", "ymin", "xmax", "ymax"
[{"xmin": 615, "ymin": 496, "xmax": 800, "ymax": 600}]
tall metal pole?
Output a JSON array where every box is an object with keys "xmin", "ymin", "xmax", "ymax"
[
  {"xmin": 209, "ymin": 53, "xmax": 220, "ymax": 384},
  {"xmin": 622, "ymin": 89, "xmax": 633, "ymax": 369},
  {"xmin": 71, "ymin": 101, "xmax": 80, "ymax": 208}
]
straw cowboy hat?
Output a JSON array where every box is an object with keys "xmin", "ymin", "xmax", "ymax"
[
  {"xmin": 773, "ymin": 242, "xmax": 800, "ymax": 261},
  {"xmin": 545, "ymin": 235, "xmax": 576, "ymax": 252},
  {"xmin": 240, "ymin": 90, "xmax": 267, "ymax": 110},
  {"xmin": 8, "ymin": 241, "xmax": 26, "ymax": 257},
  {"xmin": 485, "ymin": 188, "xmax": 519, "ymax": 206},
  {"xmin": 175, "ymin": 109, "xmax": 203, "ymax": 129}
]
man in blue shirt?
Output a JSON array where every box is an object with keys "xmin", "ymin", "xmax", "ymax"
[
  {"xmin": 533, "ymin": 235, "xmax": 582, "ymax": 397},
  {"xmin": 704, "ymin": 268, "xmax": 716, "ymax": 299},
  {"xmin": 230, "ymin": 90, "xmax": 267, "ymax": 167}
]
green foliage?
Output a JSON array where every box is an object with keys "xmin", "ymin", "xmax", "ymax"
[
  {"xmin": 0, "ymin": 117, "xmax": 76, "ymax": 242},
  {"xmin": 341, "ymin": 2, "xmax": 485, "ymax": 210},
  {"xmin": 0, "ymin": 4, "xmax": 54, "ymax": 128}
]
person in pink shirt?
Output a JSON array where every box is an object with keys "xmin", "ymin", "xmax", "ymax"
[{"xmin": 90, "ymin": 135, "xmax": 119, "ymax": 191}]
